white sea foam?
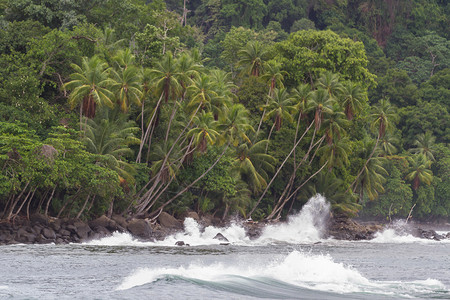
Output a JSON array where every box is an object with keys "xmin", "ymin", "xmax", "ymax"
[
  {"xmin": 256, "ymin": 194, "xmax": 330, "ymax": 244},
  {"xmin": 85, "ymin": 194, "xmax": 330, "ymax": 247},
  {"xmin": 0, "ymin": 286, "xmax": 8, "ymax": 290},
  {"xmin": 116, "ymin": 250, "xmax": 371, "ymax": 293},
  {"xmin": 116, "ymin": 250, "xmax": 447, "ymax": 297}
]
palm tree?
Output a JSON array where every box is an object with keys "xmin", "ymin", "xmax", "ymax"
[
  {"xmin": 349, "ymin": 98, "xmax": 397, "ymax": 192},
  {"xmin": 187, "ymin": 111, "xmax": 219, "ymax": 153},
  {"xmin": 112, "ymin": 48, "xmax": 136, "ymax": 70},
  {"xmin": 82, "ymin": 108, "xmax": 140, "ymax": 184},
  {"xmin": 218, "ymin": 104, "xmax": 254, "ymax": 146},
  {"xmin": 409, "ymin": 131, "xmax": 436, "ymax": 161},
  {"xmin": 309, "ymin": 88, "xmax": 334, "ymax": 131},
  {"xmin": 379, "ymin": 133, "xmax": 398, "ymax": 156},
  {"xmin": 150, "ymin": 52, "xmax": 181, "ymax": 103},
  {"xmin": 177, "ymin": 51, "xmax": 203, "ymax": 101},
  {"xmin": 109, "ymin": 65, "xmax": 143, "ymax": 113},
  {"xmin": 321, "ymin": 105, "xmax": 349, "ymax": 145},
  {"xmin": 298, "ymin": 172, "xmax": 360, "ymax": 217},
  {"xmin": 260, "ymin": 61, "xmax": 287, "ymax": 96},
  {"xmin": 233, "ymin": 140, "xmax": 276, "ymax": 193},
  {"xmin": 64, "ymin": 56, "xmax": 114, "ymax": 124},
  {"xmin": 237, "ymin": 41, "xmax": 267, "ymax": 77},
  {"xmin": 406, "ymin": 154, "xmax": 433, "ymax": 191},
  {"xmin": 318, "ymin": 137, "xmax": 350, "ymax": 171},
  {"xmin": 340, "ymin": 82, "xmax": 365, "ymax": 120},
  {"xmin": 316, "ymin": 71, "xmax": 343, "ymax": 100},
  {"xmin": 264, "ymin": 88, "xmax": 296, "ymax": 132},
  {"xmin": 186, "ymin": 73, "xmax": 219, "ymax": 116}
]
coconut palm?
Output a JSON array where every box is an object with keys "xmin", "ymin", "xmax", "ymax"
[
  {"xmin": 340, "ymin": 82, "xmax": 366, "ymax": 120},
  {"xmin": 218, "ymin": 104, "xmax": 254, "ymax": 146},
  {"xmin": 260, "ymin": 61, "xmax": 287, "ymax": 96},
  {"xmin": 150, "ymin": 52, "xmax": 181, "ymax": 103},
  {"xmin": 409, "ymin": 131, "xmax": 436, "ymax": 161},
  {"xmin": 309, "ymin": 88, "xmax": 334, "ymax": 130},
  {"xmin": 321, "ymin": 105, "xmax": 349, "ymax": 145},
  {"xmin": 187, "ymin": 111, "xmax": 219, "ymax": 153},
  {"xmin": 64, "ymin": 56, "xmax": 114, "ymax": 123},
  {"xmin": 82, "ymin": 108, "xmax": 140, "ymax": 184},
  {"xmin": 379, "ymin": 133, "xmax": 398, "ymax": 156},
  {"xmin": 264, "ymin": 88, "xmax": 296, "ymax": 132},
  {"xmin": 237, "ymin": 41, "xmax": 268, "ymax": 77},
  {"xmin": 318, "ymin": 137, "xmax": 350, "ymax": 171},
  {"xmin": 406, "ymin": 154, "xmax": 433, "ymax": 191},
  {"xmin": 233, "ymin": 140, "xmax": 276, "ymax": 193},
  {"xmin": 316, "ymin": 71, "xmax": 343, "ymax": 100},
  {"xmin": 109, "ymin": 65, "xmax": 143, "ymax": 113}
]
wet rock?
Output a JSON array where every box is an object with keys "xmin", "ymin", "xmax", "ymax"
[
  {"xmin": 30, "ymin": 213, "xmax": 49, "ymax": 226},
  {"xmin": 159, "ymin": 212, "xmax": 182, "ymax": 229},
  {"xmin": 185, "ymin": 212, "xmax": 199, "ymax": 221},
  {"xmin": 127, "ymin": 219, "xmax": 152, "ymax": 238},
  {"xmin": 89, "ymin": 215, "xmax": 120, "ymax": 232},
  {"xmin": 418, "ymin": 229, "xmax": 443, "ymax": 241},
  {"xmin": 42, "ymin": 228, "xmax": 56, "ymax": 240},
  {"xmin": 175, "ymin": 241, "xmax": 185, "ymax": 246},
  {"xmin": 111, "ymin": 214, "xmax": 128, "ymax": 229},
  {"xmin": 92, "ymin": 226, "xmax": 110, "ymax": 237},
  {"xmin": 213, "ymin": 233, "xmax": 229, "ymax": 242},
  {"xmin": 73, "ymin": 221, "xmax": 92, "ymax": 240},
  {"xmin": 50, "ymin": 219, "xmax": 61, "ymax": 231},
  {"xmin": 220, "ymin": 243, "xmax": 230, "ymax": 246},
  {"xmin": 59, "ymin": 229, "xmax": 71, "ymax": 237}
]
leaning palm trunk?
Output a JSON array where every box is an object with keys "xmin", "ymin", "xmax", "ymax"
[
  {"xmin": 254, "ymin": 92, "xmax": 272, "ymax": 142},
  {"xmin": 248, "ymin": 120, "xmax": 315, "ymax": 218},
  {"xmin": 266, "ymin": 133, "xmax": 325, "ymax": 220},
  {"xmin": 148, "ymin": 142, "xmax": 231, "ymax": 221},
  {"xmin": 4, "ymin": 181, "xmax": 31, "ymax": 220},
  {"xmin": 134, "ymin": 136, "xmax": 195, "ymax": 216},
  {"xmin": 136, "ymin": 94, "xmax": 164, "ymax": 163},
  {"xmin": 164, "ymin": 98, "xmax": 180, "ymax": 145},
  {"xmin": 11, "ymin": 186, "xmax": 37, "ymax": 221},
  {"xmin": 134, "ymin": 104, "xmax": 203, "ymax": 215},
  {"xmin": 270, "ymin": 161, "xmax": 328, "ymax": 219}
]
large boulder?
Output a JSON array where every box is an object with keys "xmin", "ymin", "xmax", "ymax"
[
  {"xmin": 158, "ymin": 212, "xmax": 182, "ymax": 229},
  {"xmin": 30, "ymin": 213, "xmax": 49, "ymax": 226},
  {"xmin": 73, "ymin": 221, "xmax": 92, "ymax": 240},
  {"xmin": 111, "ymin": 214, "xmax": 128, "ymax": 228},
  {"xmin": 185, "ymin": 211, "xmax": 200, "ymax": 221},
  {"xmin": 42, "ymin": 228, "xmax": 56, "ymax": 240},
  {"xmin": 213, "ymin": 233, "xmax": 229, "ymax": 242},
  {"xmin": 89, "ymin": 215, "xmax": 122, "ymax": 232},
  {"xmin": 127, "ymin": 219, "xmax": 152, "ymax": 239}
]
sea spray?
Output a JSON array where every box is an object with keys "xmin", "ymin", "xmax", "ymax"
[
  {"xmin": 86, "ymin": 194, "xmax": 331, "ymax": 247},
  {"xmin": 256, "ymin": 194, "xmax": 330, "ymax": 244}
]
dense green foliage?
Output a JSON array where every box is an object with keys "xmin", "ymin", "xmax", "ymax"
[{"xmin": 0, "ymin": 0, "xmax": 448, "ymax": 222}]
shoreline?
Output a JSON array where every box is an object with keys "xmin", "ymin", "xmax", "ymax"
[{"xmin": 0, "ymin": 212, "xmax": 449, "ymax": 245}]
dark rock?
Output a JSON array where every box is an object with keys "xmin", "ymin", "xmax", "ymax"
[
  {"xmin": 213, "ymin": 233, "xmax": 229, "ymax": 242},
  {"xmin": 66, "ymin": 224, "xmax": 77, "ymax": 234},
  {"xmin": 220, "ymin": 243, "xmax": 230, "ymax": 246},
  {"xmin": 30, "ymin": 213, "xmax": 49, "ymax": 226},
  {"xmin": 185, "ymin": 211, "xmax": 199, "ymax": 221},
  {"xmin": 32, "ymin": 225, "xmax": 43, "ymax": 235},
  {"xmin": 16, "ymin": 228, "xmax": 36, "ymax": 243},
  {"xmin": 158, "ymin": 212, "xmax": 182, "ymax": 229},
  {"xmin": 59, "ymin": 229, "xmax": 71, "ymax": 237},
  {"xmin": 89, "ymin": 215, "xmax": 122, "ymax": 232},
  {"xmin": 73, "ymin": 221, "xmax": 92, "ymax": 240},
  {"xmin": 42, "ymin": 228, "xmax": 56, "ymax": 240},
  {"xmin": 50, "ymin": 219, "xmax": 61, "ymax": 231},
  {"xmin": 111, "ymin": 214, "xmax": 128, "ymax": 229},
  {"xmin": 418, "ymin": 229, "xmax": 443, "ymax": 241},
  {"xmin": 127, "ymin": 219, "xmax": 152, "ymax": 238},
  {"xmin": 175, "ymin": 241, "xmax": 185, "ymax": 246},
  {"xmin": 92, "ymin": 226, "xmax": 110, "ymax": 236}
]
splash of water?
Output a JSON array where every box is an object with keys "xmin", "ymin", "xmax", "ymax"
[
  {"xmin": 116, "ymin": 250, "xmax": 447, "ymax": 298},
  {"xmin": 85, "ymin": 194, "xmax": 331, "ymax": 247},
  {"xmin": 256, "ymin": 194, "xmax": 330, "ymax": 244}
]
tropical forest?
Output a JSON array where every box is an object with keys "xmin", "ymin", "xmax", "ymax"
[{"xmin": 0, "ymin": 0, "xmax": 449, "ymax": 224}]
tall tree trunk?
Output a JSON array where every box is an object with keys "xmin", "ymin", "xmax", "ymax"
[
  {"xmin": 269, "ymin": 161, "xmax": 328, "ymax": 219},
  {"xmin": 44, "ymin": 186, "xmax": 57, "ymax": 216},
  {"xmin": 76, "ymin": 194, "xmax": 91, "ymax": 219},
  {"xmin": 248, "ymin": 120, "xmax": 315, "ymax": 218},
  {"xmin": 149, "ymin": 143, "xmax": 230, "ymax": 220},
  {"xmin": 136, "ymin": 94, "xmax": 164, "ymax": 163}
]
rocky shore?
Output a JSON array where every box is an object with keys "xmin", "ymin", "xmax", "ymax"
[{"xmin": 0, "ymin": 212, "xmax": 449, "ymax": 245}]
